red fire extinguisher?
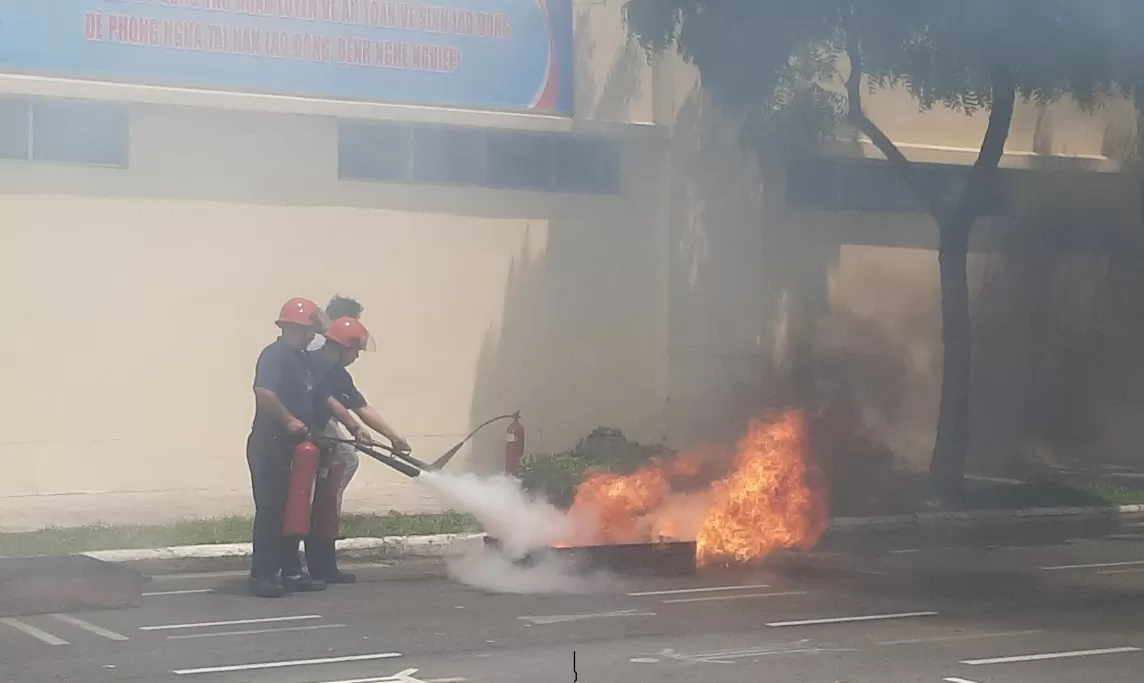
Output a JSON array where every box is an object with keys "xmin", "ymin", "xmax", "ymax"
[
  {"xmin": 283, "ymin": 440, "xmax": 321, "ymax": 538},
  {"xmin": 311, "ymin": 455, "xmax": 347, "ymax": 540},
  {"xmin": 505, "ymin": 415, "xmax": 525, "ymax": 476}
]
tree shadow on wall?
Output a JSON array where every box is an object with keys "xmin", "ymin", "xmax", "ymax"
[
  {"xmin": 467, "ymin": 28, "xmax": 927, "ymax": 516},
  {"xmin": 465, "ymin": 22, "xmax": 654, "ymax": 473}
]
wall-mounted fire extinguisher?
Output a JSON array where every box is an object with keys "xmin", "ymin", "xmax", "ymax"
[
  {"xmin": 505, "ymin": 414, "xmax": 525, "ymax": 476},
  {"xmin": 283, "ymin": 440, "xmax": 321, "ymax": 538}
]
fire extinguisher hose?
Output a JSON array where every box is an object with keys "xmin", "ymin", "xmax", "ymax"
[{"xmin": 316, "ymin": 410, "xmax": 520, "ymax": 474}]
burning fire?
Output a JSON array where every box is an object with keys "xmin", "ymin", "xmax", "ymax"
[{"xmin": 559, "ymin": 411, "xmax": 829, "ymax": 567}]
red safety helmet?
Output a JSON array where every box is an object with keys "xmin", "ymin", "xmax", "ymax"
[
  {"xmin": 276, "ymin": 297, "xmax": 331, "ymax": 331},
  {"xmin": 324, "ymin": 317, "xmax": 376, "ymax": 352}
]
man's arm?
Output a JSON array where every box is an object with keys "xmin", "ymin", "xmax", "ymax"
[
  {"xmin": 353, "ymin": 404, "xmax": 407, "ymax": 450},
  {"xmin": 254, "ymin": 387, "xmax": 307, "ymax": 436},
  {"xmin": 253, "ymin": 348, "xmax": 306, "ymax": 436},
  {"xmin": 327, "ymin": 396, "xmax": 369, "ymax": 443}
]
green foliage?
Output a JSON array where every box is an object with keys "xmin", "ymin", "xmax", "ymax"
[
  {"xmin": 517, "ymin": 451, "xmax": 595, "ymax": 508},
  {"xmin": 518, "ymin": 427, "xmax": 670, "ymax": 508},
  {"xmin": 624, "ymin": 0, "xmax": 1144, "ymax": 151}
]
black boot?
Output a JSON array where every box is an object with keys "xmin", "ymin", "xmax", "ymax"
[
  {"xmin": 248, "ymin": 576, "xmax": 286, "ymax": 598},
  {"xmin": 307, "ymin": 539, "xmax": 356, "ymax": 584},
  {"xmin": 281, "ymin": 573, "xmax": 327, "ymax": 592}
]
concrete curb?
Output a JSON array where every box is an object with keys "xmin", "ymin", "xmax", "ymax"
[
  {"xmin": 25, "ymin": 504, "xmax": 1144, "ymax": 575},
  {"xmin": 82, "ymin": 533, "xmax": 487, "ymax": 575}
]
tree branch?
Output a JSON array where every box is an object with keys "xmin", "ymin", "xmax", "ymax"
[
  {"xmin": 842, "ymin": 24, "xmax": 945, "ymax": 217},
  {"xmin": 950, "ymin": 66, "xmax": 1016, "ymax": 226}
]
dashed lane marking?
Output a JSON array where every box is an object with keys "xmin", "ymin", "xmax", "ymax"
[
  {"xmin": 944, "ymin": 678, "xmax": 983, "ymax": 683},
  {"xmin": 766, "ymin": 611, "xmax": 939, "ymax": 627},
  {"xmin": 172, "ymin": 652, "xmax": 402, "ymax": 675},
  {"xmin": 962, "ymin": 646, "xmax": 1141, "ymax": 666},
  {"xmin": 0, "ymin": 617, "xmax": 68, "ymax": 645},
  {"xmin": 312, "ymin": 670, "xmax": 465, "ymax": 683},
  {"xmin": 876, "ymin": 629, "xmax": 1044, "ymax": 646},
  {"xmin": 628, "ymin": 583, "xmax": 772, "ymax": 596},
  {"xmin": 143, "ymin": 589, "xmax": 215, "ymax": 597},
  {"xmin": 140, "ymin": 614, "xmax": 323, "ymax": 631},
  {"xmin": 662, "ymin": 590, "xmax": 807, "ymax": 604},
  {"xmin": 519, "ymin": 609, "xmax": 656, "ymax": 625},
  {"xmin": 166, "ymin": 623, "xmax": 348, "ymax": 640},
  {"xmin": 1097, "ymin": 567, "xmax": 1144, "ymax": 575},
  {"xmin": 149, "ymin": 562, "xmax": 396, "ymax": 583},
  {"xmin": 51, "ymin": 614, "xmax": 130, "ymax": 641},
  {"xmin": 652, "ymin": 642, "xmax": 857, "ymax": 665},
  {"xmin": 1042, "ymin": 560, "xmax": 1144, "ymax": 571}
]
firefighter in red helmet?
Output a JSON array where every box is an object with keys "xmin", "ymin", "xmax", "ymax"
[
  {"xmin": 306, "ymin": 312, "xmax": 409, "ymax": 583},
  {"xmin": 246, "ymin": 297, "xmax": 333, "ymax": 598}
]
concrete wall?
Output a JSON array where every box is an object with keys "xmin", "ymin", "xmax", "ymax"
[{"xmin": 2, "ymin": 0, "xmax": 1140, "ymax": 528}]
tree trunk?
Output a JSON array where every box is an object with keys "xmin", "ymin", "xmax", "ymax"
[
  {"xmin": 925, "ymin": 68, "xmax": 1015, "ymax": 505},
  {"xmin": 839, "ymin": 29, "xmax": 1015, "ymax": 504},
  {"xmin": 929, "ymin": 216, "xmax": 974, "ymax": 503}
]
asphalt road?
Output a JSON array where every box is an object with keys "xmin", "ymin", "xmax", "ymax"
[{"xmin": 5, "ymin": 528, "xmax": 1144, "ymax": 683}]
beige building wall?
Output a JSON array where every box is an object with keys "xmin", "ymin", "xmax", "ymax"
[{"xmin": 1, "ymin": 0, "xmax": 1137, "ymax": 529}]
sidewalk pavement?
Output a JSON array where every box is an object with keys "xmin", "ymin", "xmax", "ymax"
[{"xmin": 0, "ymin": 480, "xmax": 445, "ymax": 532}]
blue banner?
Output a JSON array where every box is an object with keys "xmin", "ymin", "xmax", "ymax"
[{"xmin": 0, "ymin": 0, "xmax": 574, "ymax": 115}]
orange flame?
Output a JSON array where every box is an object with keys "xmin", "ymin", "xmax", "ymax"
[{"xmin": 561, "ymin": 411, "xmax": 829, "ymax": 567}]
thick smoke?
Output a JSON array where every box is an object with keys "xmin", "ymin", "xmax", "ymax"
[
  {"xmin": 416, "ymin": 470, "xmax": 617, "ymax": 593},
  {"xmin": 445, "ymin": 543, "xmax": 619, "ymax": 594}
]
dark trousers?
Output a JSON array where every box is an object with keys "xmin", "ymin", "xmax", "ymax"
[{"xmin": 246, "ymin": 429, "xmax": 304, "ymax": 580}]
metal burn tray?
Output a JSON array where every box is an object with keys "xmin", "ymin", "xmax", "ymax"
[{"xmin": 483, "ymin": 536, "xmax": 696, "ymax": 576}]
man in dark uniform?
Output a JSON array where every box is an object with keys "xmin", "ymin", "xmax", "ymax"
[
  {"xmin": 247, "ymin": 297, "xmax": 333, "ymax": 598},
  {"xmin": 305, "ymin": 314, "xmax": 409, "ymax": 583}
]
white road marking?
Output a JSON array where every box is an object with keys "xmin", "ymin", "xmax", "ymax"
[
  {"xmin": 166, "ymin": 623, "xmax": 348, "ymax": 640},
  {"xmin": 629, "ymin": 657, "xmax": 660, "ymax": 663},
  {"xmin": 963, "ymin": 646, "xmax": 1141, "ymax": 666},
  {"xmin": 628, "ymin": 583, "xmax": 772, "ymax": 596},
  {"xmin": 877, "ymin": 629, "xmax": 1043, "ymax": 646},
  {"xmin": 172, "ymin": 652, "xmax": 402, "ymax": 675},
  {"xmin": 965, "ymin": 474, "xmax": 1023, "ymax": 484},
  {"xmin": 1097, "ymin": 567, "xmax": 1144, "ymax": 575},
  {"xmin": 0, "ymin": 617, "xmax": 69, "ymax": 645},
  {"xmin": 656, "ymin": 642, "xmax": 856, "ymax": 665},
  {"xmin": 944, "ymin": 678, "xmax": 983, "ymax": 683},
  {"xmin": 51, "ymin": 614, "xmax": 130, "ymax": 641},
  {"xmin": 1042, "ymin": 560, "xmax": 1144, "ymax": 571},
  {"xmin": 767, "ymin": 611, "xmax": 939, "ymax": 627},
  {"xmin": 519, "ymin": 609, "xmax": 656, "ymax": 625},
  {"xmin": 149, "ymin": 563, "xmax": 395, "ymax": 582},
  {"xmin": 889, "ymin": 549, "xmax": 920, "ymax": 554},
  {"xmin": 662, "ymin": 590, "xmax": 808, "ymax": 604},
  {"xmin": 150, "ymin": 570, "xmax": 249, "ymax": 581},
  {"xmin": 140, "ymin": 614, "xmax": 323, "ymax": 631},
  {"xmin": 309, "ymin": 670, "xmax": 465, "ymax": 683},
  {"xmin": 143, "ymin": 589, "xmax": 214, "ymax": 596}
]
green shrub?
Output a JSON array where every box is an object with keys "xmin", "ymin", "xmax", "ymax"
[
  {"xmin": 518, "ymin": 427, "xmax": 670, "ymax": 508},
  {"xmin": 518, "ymin": 451, "xmax": 595, "ymax": 508}
]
